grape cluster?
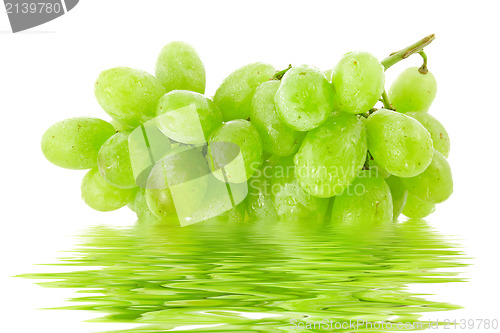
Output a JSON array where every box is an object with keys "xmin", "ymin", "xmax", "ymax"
[{"xmin": 42, "ymin": 37, "xmax": 452, "ymax": 224}]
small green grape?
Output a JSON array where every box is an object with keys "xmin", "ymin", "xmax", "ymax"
[
  {"xmin": 41, "ymin": 117, "xmax": 115, "ymax": 170},
  {"xmin": 250, "ymin": 81, "xmax": 304, "ymax": 156},
  {"xmin": 134, "ymin": 188, "xmax": 158, "ymax": 222},
  {"xmin": 294, "ymin": 112, "xmax": 367, "ymax": 198},
  {"xmin": 97, "ymin": 130, "xmax": 136, "ymax": 189},
  {"xmin": 81, "ymin": 168, "xmax": 136, "ymax": 212},
  {"xmin": 95, "ymin": 67, "xmax": 165, "ymax": 127},
  {"xmin": 246, "ymin": 160, "xmax": 277, "ymax": 219},
  {"xmin": 275, "ymin": 65, "xmax": 334, "ymax": 131},
  {"xmin": 366, "ymin": 109, "xmax": 434, "ymax": 177},
  {"xmin": 156, "ymin": 90, "xmax": 222, "ymax": 144},
  {"xmin": 207, "ymin": 119, "xmax": 263, "ymax": 183},
  {"xmin": 403, "ymin": 193, "xmax": 436, "ymax": 218},
  {"xmin": 331, "ymin": 170, "xmax": 393, "ymax": 224},
  {"xmin": 406, "ymin": 111, "xmax": 450, "ymax": 157},
  {"xmin": 389, "ymin": 67, "xmax": 437, "ymax": 112},
  {"xmin": 331, "ymin": 52, "xmax": 385, "ymax": 114},
  {"xmin": 214, "ymin": 62, "xmax": 275, "ymax": 121},
  {"xmin": 271, "ymin": 157, "xmax": 329, "ymax": 220},
  {"xmin": 400, "ymin": 149, "xmax": 453, "ymax": 203},
  {"xmin": 146, "ymin": 146, "xmax": 210, "ymax": 221},
  {"xmin": 385, "ymin": 175, "xmax": 408, "ymax": 220},
  {"xmin": 155, "ymin": 41, "xmax": 206, "ymax": 94}
]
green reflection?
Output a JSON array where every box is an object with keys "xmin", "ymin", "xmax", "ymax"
[{"xmin": 20, "ymin": 218, "xmax": 466, "ymax": 332}]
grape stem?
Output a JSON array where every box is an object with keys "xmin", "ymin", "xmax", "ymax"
[
  {"xmin": 273, "ymin": 64, "xmax": 292, "ymax": 80},
  {"xmin": 378, "ymin": 34, "xmax": 435, "ymax": 110},
  {"xmin": 418, "ymin": 51, "xmax": 428, "ymax": 74},
  {"xmin": 380, "ymin": 91, "xmax": 394, "ymax": 110},
  {"xmin": 380, "ymin": 34, "xmax": 435, "ymax": 70}
]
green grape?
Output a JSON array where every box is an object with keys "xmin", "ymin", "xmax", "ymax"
[
  {"xmin": 97, "ymin": 130, "xmax": 136, "ymax": 189},
  {"xmin": 294, "ymin": 112, "xmax": 367, "ymax": 198},
  {"xmin": 400, "ymin": 149, "xmax": 453, "ymax": 203},
  {"xmin": 385, "ymin": 175, "xmax": 408, "ymax": 220},
  {"xmin": 275, "ymin": 65, "xmax": 334, "ymax": 131},
  {"xmin": 271, "ymin": 157, "xmax": 329, "ymax": 220},
  {"xmin": 81, "ymin": 168, "xmax": 136, "ymax": 212},
  {"xmin": 207, "ymin": 119, "xmax": 263, "ymax": 183},
  {"xmin": 146, "ymin": 146, "xmax": 210, "ymax": 221},
  {"xmin": 250, "ymin": 81, "xmax": 305, "ymax": 156},
  {"xmin": 331, "ymin": 170, "xmax": 393, "ymax": 224},
  {"xmin": 367, "ymin": 155, "xmax": 391, "ymax": 178},
  {"xmin": 95, "ymin": 67, "xmax": 165, "ymax": 127},
  {"xmin": 331, "ymin": 52, "xmax": 385, "ymax": 114},
  {"xmin": 214, "ymin": 62, "xmax": 275, "ymax": 121},
  {"xmin": 146, "ymin": 184, "xmax": 176, "ymax": 221},
  {"xmin": 156, "ymin": 90, "xmax": 222, "ymax": 144},
  {"xmin": 406, "ymin": 111, "xmax": 450, "ymax": 157},
  {"xmin": 323, "ymin": 68, "xmax": 333, "ymax": 82},
  {"xmin": 134, "ymin": 188, "xmax": 158, "ymax": 222},
  {"xmin": 155, "ymin": 41, "xmax": 206, "ymax": 94},
  {"xmin": 403, "ymin": 193, "xmax": 435, "ymax": 218},
  {"xmin": 127, "ymin": 200, "xmax": 135, "ymax": 212},
  {"xmin": 41, "ymin": 117, "xmax": 115, "ymax": 170},
  {"xmin": 389, "ymin": 67, "xmax": 437, "ymax": 112},
  {"xmin": 246, "ymin": 160, "xmax": 277, "ymax": 219},
  {"xmin": 366, "ymin": 109, "xmax": 433, "ymax": 177}
]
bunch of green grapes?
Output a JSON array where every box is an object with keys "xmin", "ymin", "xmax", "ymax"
[{"xmin": 42, "ymin": 36, "xmax": 453, "ymax": 225}]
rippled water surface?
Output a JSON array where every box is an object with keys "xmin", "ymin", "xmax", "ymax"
[{"xmin": 21, "ymin": 218, "xmax": 466, "ymax": 332}]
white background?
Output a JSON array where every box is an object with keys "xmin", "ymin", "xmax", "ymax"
[{"xmin": 1, "ymin": 1, "xmax": 499, "ymax": 332}]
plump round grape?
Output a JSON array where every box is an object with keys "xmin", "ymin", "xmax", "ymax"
[
  {"xmin": 331, "ymin": 170, "xmax": 393, "ymax": 224},
  {"xmin": 271, "ymin": 157, "xmax": 329, "ymax": 220},
  {"xmin": 156, "ymin": 90, "xmax": 222, "ymax": 144},
  {"xmin": 366, "ymin": 109, "xmax": 434, "ymax": 177},
  {"xmin": 81, "ymin": 168, "xmax": 136, "ymax": 212},
  {"xmin": 146, "ymin": 184, "xmax": 176, "ymax": 221},
  {"xmin": 95, "ymin": 67, "xmax": 165, "ymax": 127},
  {"xmin": 155, "ymin": 41, "xmax": 206, "ymax": 94},
  {"xmin": 389, "ymin": 67, "xmax": 437, "ymax": 112},
  {"xmin": 97, "ymin": 130, "xmax": 136, "ymax": 189},
  {"xmin": 246, "ymin": 160, "xmax": 277, "ymax": 219},
  {"xmin": 406, "ymin": 111, "xmax": 450, "ymax": 157},
  {"xmin": 331, "ymin": 52, "xmax": 385, "ymax": 114},
  {"xmin": 41, "ymin": 117, "xmax": 116, "ymax": 170},
  {"xmin": 214, "ymin": 62, "xmax": 275, "ymax": 121},
  {"xmin": 134, "ymin": 188, "xmax": 158, "ymax": 222},
  {"xmin": 403, "ymin": 193, "xmax": 436, "ymax": 218},
  {"xmin": 250, "ymin": 81, "xmax": 305, "ymax": 156},
  {"xmin": 294, "ymin": 112, "xmax": 367, "ymax": 198},
  {"xmin": 275, "ymin": 65, "xmax": 334, "ymax": 131},
  {"xmin": 400, "ymin": 149, "xmax": 453, "ymax": 203},
  {"xmin": 146, "ymin": 146, "xmax": 209, "ymax": 221},
  {"xmin": 385, "ymin": 175, "xmax": 408, "ymax": 220},
  {"xmin": 207, "ymin": 119, "xmax": 263, "ymax": 183}
]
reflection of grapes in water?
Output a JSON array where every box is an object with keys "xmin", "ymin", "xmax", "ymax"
[
  {"xmin": 42, "ymin": 35, "xmax": 453, "ymax": 223},
  {"xmin": 20, "ymin": 219, "xmax": 465, "ymax": 331}
]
